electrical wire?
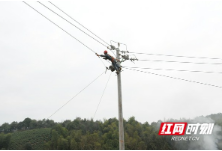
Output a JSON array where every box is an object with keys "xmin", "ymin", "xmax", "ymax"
[
  {"xmin": 128, "ymin": 51, "xmax": 222, "ymax": 61},
  {"xmin": 48, "ymin": 1, "xmax": 110, "ymax": 47},
  {"xmin": 38, "ymin": 1, "xmax": 108, "ymax": 48},
  {"xmin": 23, "ymin": 1, "xmax": 107, "ymax": 68},
  {"xmin": 41, "ymin": 1, "xmax": 115, "ymax": 56},
  {"xmin": 138, "ymin": 59, "xmax": 222, "ymax": 65},
  {"xmin": 93, "ymin": 72, "xmax": 112, "ymax": 119},
  {"xmin": 24, "ymin": 1, "xmax": 95, "ymax": 53},
  {"xmin": 123, "ymin": 67, "xmax": 222, "ymax": 89},
  {"xmin": 46, "ymin": 71, "xmax": 105, "ymax": 119},
  {"xmin": 123, "ymin": 66, "xmax": 222, "ymax": 74}
]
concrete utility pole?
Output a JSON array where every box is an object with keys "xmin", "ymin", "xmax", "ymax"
[
  {"xmin": 110, "ymin": 41, "xmax": 136, "ymax": 150},
  {"xmin": 116, "ymin": 43, "xmax": 125, "ymax": 150}
]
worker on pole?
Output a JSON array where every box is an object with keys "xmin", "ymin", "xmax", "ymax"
[{"xmin": 96, "ymin": 50, "xmax": 122, "ymax": 74}]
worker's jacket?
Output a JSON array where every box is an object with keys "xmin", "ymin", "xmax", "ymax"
[{"xmin": 100, "ymin": 54, "xmax": 116, "ymax": 62}]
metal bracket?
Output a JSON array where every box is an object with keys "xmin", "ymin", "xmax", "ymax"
[
  {"xmin": 122, "ymin": 55, "xmax": 129, "ymax": 60},
  {"xmin": 109, "ymin": 45, "xmax": 116, "ymax": 50},
  {"xmin": 120, "ymin": 50, "xmax": 129, "ymax": 54},
  {"xmin": 130, "ymin": 58, "xmax": 138, "ymax": 61}
]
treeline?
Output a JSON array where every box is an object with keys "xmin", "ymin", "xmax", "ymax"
[
  {"xmin": 0, "ymin": 113, "xmax": 222, "ymax": 149},
  {"xmin": 44, "ymin": 117, "xmax": 172, "ymax": 150},
  {"xmin": 0, "ymin": 117, "xmax": 172, "ymax": 150},
  {"xmin": 0, "ymin": 118, "xmax": 56, "ymax": 132}
]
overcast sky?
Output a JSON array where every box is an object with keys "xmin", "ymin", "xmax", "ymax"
[{"xmin": 1, "ymin": 0, "xmax": 222, "ymax": 125}]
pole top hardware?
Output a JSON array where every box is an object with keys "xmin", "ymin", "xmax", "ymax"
[
  {"xmin": 130, "ymin": 58, "xmax": 138, "ymax": 61},
  {"xmin": 122, "ymin": 55, "xmax": 129, "ymax": 60},
  {"xmin": 120, "ymin": 50, "xmax": 129, "ymax": 54},
  {"xmin": 108, "ymin": 45, "xmax": 116, "ymax": 50}
]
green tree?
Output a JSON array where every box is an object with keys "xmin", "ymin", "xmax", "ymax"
[
  {"xmin": 54, "ymin": 124, "xmax": 68, "ymax": 138},
  {"xmin": 23, "ymin": 118, "xmax": 32, "ymax": 129},
  {"xmin": 9, "ymin": 121, "xmax": 18, "ymax": 131},
  {"xmin": 58, "ymin": 137, "xmax": 69, "ymax": 150},
  {"xmin": 0, "ymin": 133, "xmax": 4, "ymax": 149},
  {"xmin": 50, "ymin": 130, "xmax": 59, "ymax": 149},
  {"xmin": 24, "ymin": 142, "xmax": 32, "ymax": 150},
  {"xmin": 1, "ymin": 123, "xmax": 10, "ymax": 132}
]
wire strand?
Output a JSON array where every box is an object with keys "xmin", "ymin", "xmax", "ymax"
[
  {"xmin": 93, "ymin": 72, "xmax": 112, "ymax": 119},
  {"xmin": 47, "ymin": 71, "xmax": 104, "ymax": 119},
  {"xmin": 128, "ymin": 51, "xmax": 222, "ymax": 61},
  {"xmin": 23, "ymin": 1, "xmax": 107, "ymax": 68},
  {"xmin": 38, "ymin": 1, "xmax": 108, "ymax": 48},
  {"xmin": 123, "ymin": 66, "xmax": 222, "ymax": 74},
  {"xmin": 138, "ymin": 59, "xmax": 222, "ymax": 65},
  {"xmin": 40, "ymin": 1, "xmax": 114, "ymax": 57},
  {"xmin": 123, "ymin": 67, "xmax": 222, "ymax": 89},
  {"xmin": 48, "ymin": 1, "xmax": 110, "ymax": 47},
  {"xmin": 24, "ymin": 1, "xmax": 96, "ymax": 53}
]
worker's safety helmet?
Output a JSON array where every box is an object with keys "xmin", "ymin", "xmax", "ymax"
[{"xmin": 104, "ymin": 50, "xmax": 108, "ymax": 54}]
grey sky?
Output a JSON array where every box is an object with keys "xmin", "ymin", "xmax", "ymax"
[{"xmin": 1, "ymin": 0, "xmax": 222, "ymax": 125}]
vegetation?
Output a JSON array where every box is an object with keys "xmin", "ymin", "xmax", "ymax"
[
  {"xmin": 8, "ymin": 128, "xmax": 51, "ymax": 150},
  {"xmin": 0, "ymin": 113, "xmax": 222, "ymax": 150}
]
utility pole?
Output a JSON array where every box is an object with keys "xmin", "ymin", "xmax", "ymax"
[
  {"xmin": 116, "ymin": 43, "xmax": 125, "ymax": 150},
  {"xmin": 109, "ymin": 41, "xmax": 136, "ymax": 150}
]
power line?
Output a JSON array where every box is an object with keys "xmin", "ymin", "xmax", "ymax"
[
  {"xmin": 123, "ymin": 66, "xmax": 222, "ymax": 74},
  {"xmin": 24, "ymin": 1, "xmax": 96, "ymax": 53},
  {"xmin": 123, "ymin": 67, "xmax": 222, "ymax": 89},
  {"xmin": 23, "ymin": 2, "xmax": 107, "ymax": 68},
  {"xmin": 48, "ymin": 1, "xmax": 110, "ymax": 47},
  {"xmin": 93, "ymin": 72, "xmax": 112, "ymax": 119},
  {"xmin": 47, "ymin": 71, "xmax": 104, "ymax": 119},
  {"xmin": 138, "ymin": 59, "xmax": 222, "ymax": 65},
  {"xmin": 38, "ymin": 1, "xmax": 108, "ymax": 48},
  {"xmin": 40, "ymin": 1, "xmax": 115, "ymax": 59},
  {"xmin": 128, "ymin": 51, "xmax": 222, "ymax": 61}
]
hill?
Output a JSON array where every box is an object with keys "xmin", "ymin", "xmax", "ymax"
[{"xmin": 0, "ymin": 113, "xmax": 221, "ymax": 150}]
